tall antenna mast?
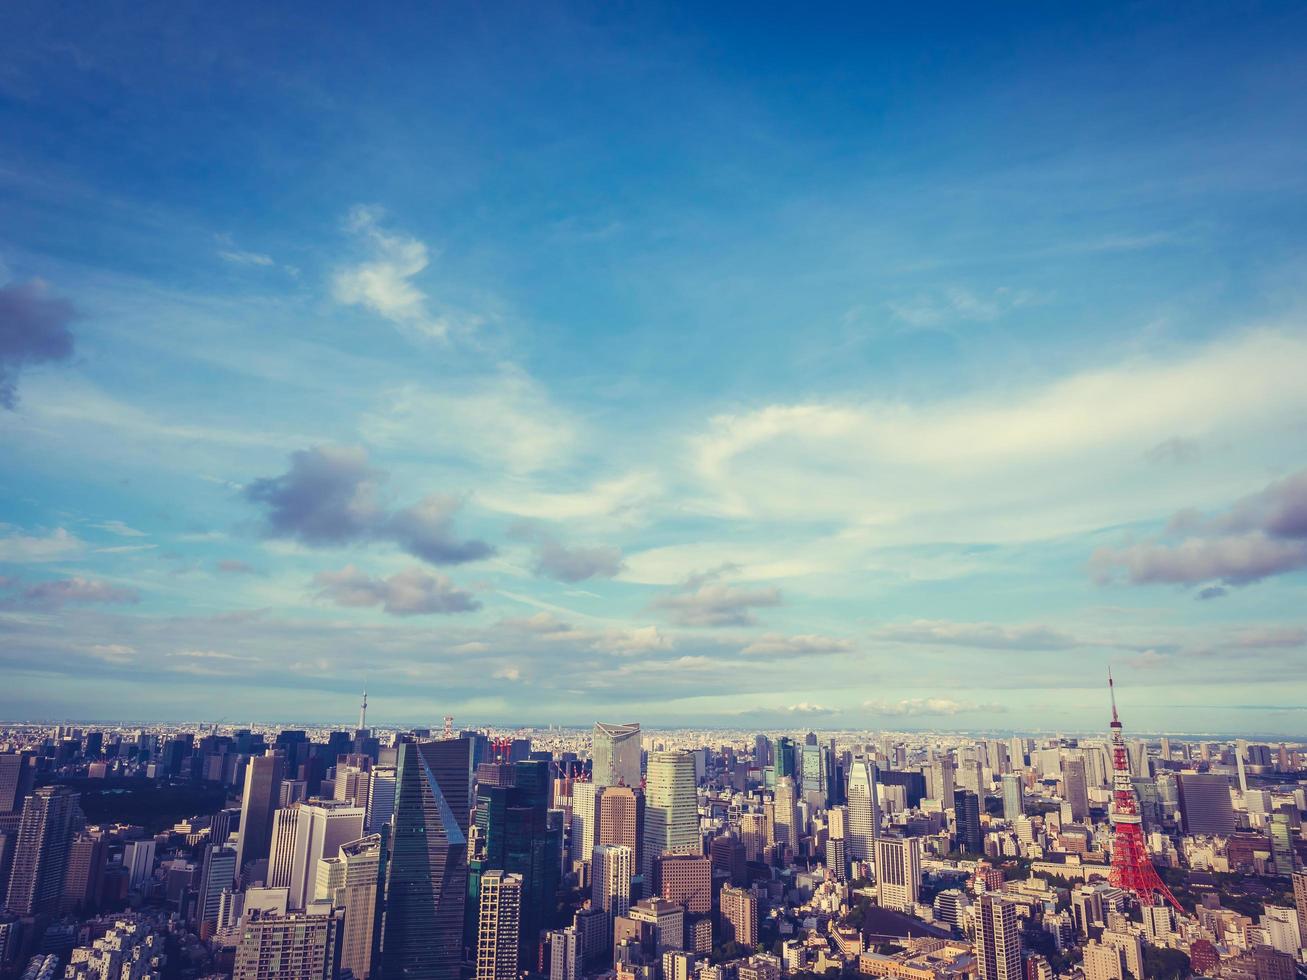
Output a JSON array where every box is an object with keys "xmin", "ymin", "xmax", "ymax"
[{"xmin": 359, "ymin": 683, "xmax": 368, "ymax": 731}]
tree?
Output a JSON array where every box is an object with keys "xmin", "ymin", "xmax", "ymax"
[{"xmin": 1142, "ymin": 943, "xmax": 1190, "ymax": 980}]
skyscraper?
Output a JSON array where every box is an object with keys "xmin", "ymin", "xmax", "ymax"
[
  {"xmin": 955, "ymin": 790, "xmax": 982, "ymax": 855},
  {"xmin": 476, "ymin": 871, "xmax": 523, "ymax": 980},
  {"xmin": 365, "ymin": 766, "xmax": 396, "ymax": 833},
  {"xmin": 599, "ymin": 785, "xmax": 643, "ymax": 867},
  {"xmin": 592, "ymin": 844, "xmax": 633, "ymax": 919},
  {"xmin": 1064, "ymin": 758, "xmax": 1090, "ymax": 822},
  {"xmin": 267, "ymin": 799, "xmax": 366, "ymax": 909},
  {"xmin": 874, "ymin": 836, "xmax": 921, "ymax": 913},
  {"xmin": 770, "ymin": 776, "xmax": 799, "ymax": 855},
  {"xmin": 468, "ymin": 759, "xmax": 563, "ymax": 967},
  {"xmin": 0, "ymin": 752, "xmax": 33, "ymax": 814},
  {"xmin": 643, "ymin": 751, "xmax": 699, "ymax": 880},
  {"xmin": 974, "ymin": 895, "xmax": 1022, "ymax": 980},
  {"xmin": 1176, "ymin": 773, "xmax": 1235, "ymax": 835},
  {"xmin": 845, "ymin": 757, "xmax": 879, "ymax": 863},
  {"xmin": 592, "ymin": 723, "xmax": 642, "ymax": 788},
  {"xmin": 382, "ymin": 738, "xmax": 471, "ymax": 980},
  {"xmin": 4, "ymin": 785, "xmax": 79, "ymax": 916},
  {"xmin": 1000, "ymin": 774, "xmax": 1024, "ymax": 821},
  {"xmin": 197, "ymin": 843, "xmax": 238, "ymax": 929},
  {"xmin": 314, "ymin": 833, "xmax": 384, "ymax": 980},
  {"xmin": 569, "ymin": 779, "xmax": 599, "ymax": 869},
  {"xmin": 237, "ymin": 753, "xmax": 284, "ymax": 872}
]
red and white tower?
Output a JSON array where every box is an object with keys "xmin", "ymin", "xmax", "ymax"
[{"xmin": 1107, "ymin": 671, "xmax": 1181, "ymax": 911}]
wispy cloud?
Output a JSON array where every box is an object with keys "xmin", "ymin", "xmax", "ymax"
[{"xmin": 332, "ymin": 205, "xmax": 476, "ymax": 340}]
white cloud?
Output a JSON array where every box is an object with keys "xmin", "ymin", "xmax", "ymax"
[
  {"xmin": 218, "ymin": 249, "xmax": 275, "ymax": 267},
  {"xmin": 864, "ymin": 697, "xmax": 1002, "ymax": 716},
  {"xmin": 360, "ymin": 366, "xmax": 578, "ymax": 475},
  {"xmin": 332, "ymin": 205, "xmax": 473, "ymax": 340},
  {"xmin": 740, "ymin": 633, "xmax": 854, "ymax": 657},
  {"xmin": 0, "ymin": 526, "xmax": 84, "ymax": 562},
  {"xmin": 687, "ymin": 329, "xmax": 1307, "ymax": 543},
  {"xmin": 90, "ymin": 520, "xmax": 146, "ymax": 537}
]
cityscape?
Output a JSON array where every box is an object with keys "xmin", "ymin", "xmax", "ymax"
[
  {"xmin": 3, "ymin": 3, "xmax": 1307, "ymax": 980},
  {"xmin": 0, "ymin": 690, "xmax": 1306, "ymax": 980}
]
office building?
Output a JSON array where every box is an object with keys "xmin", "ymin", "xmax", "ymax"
[
  {"xmin": 267, "ymin": 799, "xmax": 365, "ymax": 909},
  {"xmin": 874, "ymin": 836, "xmax": 920, "ymax": 913},
  {"xmin": 599, "ymin": 785, "xmax": 643, "ymax": 866},
  {"xmin": 629, "ymin": 897, "xmax": 683, "ymax": 954},
  {"xmin": 0, "ymin": 753, "xmax": 33, "ymax": 814},
  {"xmin": 570, "ymin": 780, "xmax": 599, "ymax": 868},
  {"xmin": 654, "ymin": 853, "xmax": 710, "ymax": 914},
  {"xmin": 475, "ymin": 871, "xmax": 523, "ymax": 980},
  {"xmin": 547, "ymin": 926, "xmax": 580, "ymax": 980},
  {"xmin": 955, "ymin": 790, "xmax": 982, "ymax": 855},
  {"xmin": 643, "ymin": 752, "xmax": 699, "ymax": 879},
  {"xmin": 1000, "ymin": 774, "xmax": 1023, "ymax": 821},
  {"xmin": 315, "ymin": 834, "xmax": 384, "ymax": 980},
  {"xmin": 4, "ymin": 786, "xmax": 79, "ymax": 916},
  {"xmin": 237, "ymin": 754, "xmax": 284, "ymax": 871},
  {"xmin": 365, "ymin": 767, "xmax": 396, "ymax": 833},
  {"xmin": 233, "ymin": 906, "xmax": 342, "ymax": 980},
  {"xmin": 593, "ymin": 844, "xmax": 633, "ymax": 919},
  {"xmin": 719, "ymin": 885, "xmax": 758, "ymax": 948},
  {"xmin": 771, "ymin": 777, "xmax": 799, "ymax": 854},
  {"xmin": 197, "ymin": 844, "xmax": 238, "ymax": 928},
  {"xmin": 124, "ymin": 839, "xmax": 156, "ymax": 890},
  {"xmin": 845, "ymin": 758, "xmax": 879, "ymax": 862},
  {"xmin": 974, "ymin": 895, "xmax": 1021, "ymax": 980},
  {"xmin": 382, "ymin": 738, "xmax": 471, "ymax": 980},
  {"xmin": 592, "ymin": 724, "xmax": 642, "ymax": 789},
  {"xmin": 1064, "ymin": 759, "xmax": 1090, "ymax": 822},
  {"xmin": 1176, "ymin": 773, "xmax": 1235, "ymax": 835}
]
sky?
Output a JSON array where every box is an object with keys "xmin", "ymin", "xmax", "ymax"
[{"xmin": 2, "ymin": 2, "xmax": 1306, "ymax": 734}]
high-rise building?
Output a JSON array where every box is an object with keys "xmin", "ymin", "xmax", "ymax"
[
  {"xmin": 0, "ymin": 752, "xmax": 33, "ymax": 814},
  {"xmin": 467, "ymin": 759, "xmax": 562, "ymax": 967},
  {"xmin": 800, "ymin": 735, "xmax": 825, "ymax": 809},
  {"xmin": 124, "ymin": 838, "xmax": 156, "ymax": 890},
  {"xmin": 956, "ymin": 790, "xmax": 983, "ymax": 855},
  {"xmin": 233, "ymin": 906, "xmax": 343, "ymax": 980},
  {"xmin": 771, "ymin": 777, "xmax": 799, "ymax": 854},
  {"xmin": 60, "ymin": 832, "xmax": 106, "ymax": 915},
  {"xmin": 1292, "ymin": 871, "xmax": 1307, "ymax": 946},
  {"xmin": 1064, "ymin": 758, "xmax": 1090, "ymax": 822},
  {"xmin": 1176, "ymin": 773, "xmax": 1235, "ymax": 834},
  {"xmin": 4, "ymin": 786, "xmax": 78, "ymax": 916},
  {"xmin": 1082, "ymin": 940, "xmax": 1125, "ymax": 980},
  {"xmin": 719, "ymin": 885, "xmax": 757, "ymax": 948},
  {"xmin": 654, "ymin": 853, "xmax": 710, "ymax": 914},
  {"xmin": 874, "ymin": 836, "xmax": 920, "ymax": 913},
  {"xmin": 197, "ymin": 844, "xmax": 238, "ymax": 928},
  {"xmin": 643, "ymin": 752, "xmax": 698, "ymax": 880},
  {"xmin": 592, "ymin": 724, "xmax": 642, "ymax": 788},
  {"xmin": 845, "ymin": 758, "xmax": 879, "ymax": 863},
  {"xmin": 629, "ymin": 897, "xmax": 684, "ymax": 954},
  {"xmin": 382, "ymin": 738, "xmax": 471, "ymax": 980},
  {"xmin": 1000, "ymin": 774, "xmax": 1023, "ymax": 821},
  {"xmin": 547, "ymin": 926, "xmax": 580, "ymax": 980},
  {"xmin": 363, "ymin": 766, "xmax": 396, "ymax": 833},
  {"xmin": 592, "ymin": 844, "xmax": 633, "ymax": 919},
  {"xmin": 931, "ymin": 757, "xmax": 956, "ymax": 810},
  {"xmin": 237, "ymin": 754, "xmax": 284, "ymax": 871},
  {"xmin": 599, "ymin": 785, "xmax": 643, "ymax": 867},
  {"xmin": 570, "ymin": 780, "xmax": 599, "ymax": 869},
  {"xmin": 315, "ymin": 834, "xmax": 384, "ymax": 980},
  {"xmin": 974, "ymin": 894, "xmax": 1021, "ymax": 980},
  {"xmin": 267, "ymin": 799, "xmax": 365, "ymax": 909},
  {"xmin": 475, "ymin": 871, "xmax": 523, "ymax": 980}
]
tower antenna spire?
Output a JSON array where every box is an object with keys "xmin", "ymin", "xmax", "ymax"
[
  {"xmin": 359, "ymin": 681, "xmax": 368, "ymax": 732},
  {"xmin": 1108, "ymin": 667, "xmax": 1119, "ymax": 725}
]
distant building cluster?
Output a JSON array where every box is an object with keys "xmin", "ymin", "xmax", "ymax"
[{"xmin": 0, "ymin": 686, "xmax": 1305, "ymax": 980}]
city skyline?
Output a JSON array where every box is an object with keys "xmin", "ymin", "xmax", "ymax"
[{"xmin": 3, "ymin": 4, "xmax": 1307, "ymax": 732}]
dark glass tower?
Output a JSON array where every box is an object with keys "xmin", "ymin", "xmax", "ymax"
[
  {"xmin": 467, "ymin": 760, "xmax": 563, "ymax": 970},
  {"xmin": 383, "ymin": 737, "xmax": 473, "ymax": 980},
  {"xmin": 955, "ymin": 790, "xmax": 983, "ymax": 855}
]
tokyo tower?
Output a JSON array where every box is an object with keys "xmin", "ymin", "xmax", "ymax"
[{"xmin": 1107, "ymin": 671, "xmax": 1182, "ymax": 911}]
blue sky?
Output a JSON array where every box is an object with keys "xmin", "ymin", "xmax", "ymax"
[{"xmin": 2, "ymin": 2, "xmax": 1306, "ymax": 733}]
